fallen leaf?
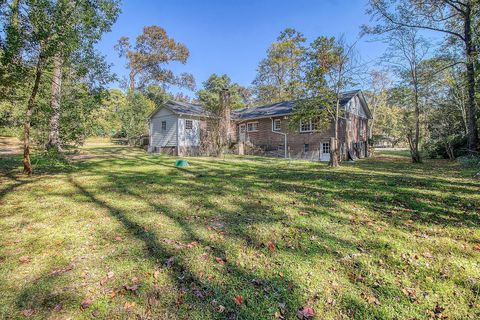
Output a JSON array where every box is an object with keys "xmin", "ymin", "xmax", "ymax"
[
  {"xmin": 124, "ymin": 284, "xmax": 139, "ymax": 292},
  {"xmin": 114, "ymin": 236, "xmax": 122, "ymax": 241},
  {"xmin": 91, "ymin": 310, "xmax": 100, "ymax": 317},
  {"xmin": 361, "ymin": 292, "xmax": 380, "ymax": 305},
  {"xmin": 215, "ymin": 257, "xmax": 225, "ymax": 265},
  {"xmin": 267, "ymin": 241, "xmax": 276, "ymax": 252},
  {"xmin": 53, "ymin": 303, "xmax": 63, "ymax": 312},
  {"xmin": 422, "ymin": 252, "xmax": 433, "ymax": 259},
  {"xmin": 100, "ymin": 277, "xmax": 108, "ymax": 286},
  {"xmin": 187, "ymin": 241, "xmax": 198, "ymax": 248},
  {"xmin": 124, "ymin": 301, "xmax": 136, "ymax": 311},
  {"xmin": 217, "ymin": 305, "xmax": 225, "ymax": 313},
  {"xmin": 473, "ymin": 244, "xmax": 480, "ymax": 252},
  {"xmin": 80, "ymin": 298, "xmax": 93, "ymax": 310},
  {"xmin": 21, "ymin": 309, "xmax": 34, "ymax": 317},
  {"xmin": 105, "ymin": 288, "xmax": 116, "ymax": 299},
  {"xmin": 430, "ymin": 303, "xmax": 446, "ymax": 319},
  {"xmin": 402, "ymin": 287, "xmax": 417, "ymax": 298},
  {"xmin": 234, "ymin": 295, "xmax": 244, "ymax": 305},
  {"xmin": 107, "ymin": 271, "xmax": 114, "ymax": 278},
  {"xmin": 50, "ymin": 265, "xmax": 73, "ymax": 276},
  {"xmin": 297, "ymin": 306, "xmax": 315, "ymax": 319},
  {"xmin": 153, "ymin": 270, "xmax": 160, "ymax": 279},
  {"xmin": 19, "ymin": 256, "xmax": 30, "ymax": 263}
]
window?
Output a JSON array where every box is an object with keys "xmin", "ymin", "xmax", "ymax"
[
  {"xmin": 247, "ymin": 122, "xmax": 258, "ymax": 132},
  {"xmin": 304, "ymin": 144, "xmax": 310, "ymax": 152},
  {"xmin": 300, "ymin": 120, "xmax": 311, "ymax": 132},
  {"xmin": 161, "ymin": 121, "xmax": 167, "ymax": 131},
  {"xmin": 239, "ymin": 124, "xmax": 246, "ymax": 133},
  {"xmin": 322, "ymin": 142, "xmax": 330, "ymax": 154},
  {"xmin": 299, "ymin": 119, "xmax": 320, "ymax": 132},
  {"xmin": 273, "ymin": 119, "xmax": 281, "ymax": 131},
  {"xmin": 185, "ymin": 119, "xmax": 193, "ymax": 130}
]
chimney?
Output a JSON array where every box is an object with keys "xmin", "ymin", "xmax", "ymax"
[{"xmin": 220, "ymin": 88, "xmax": 231, "ymax": 142}]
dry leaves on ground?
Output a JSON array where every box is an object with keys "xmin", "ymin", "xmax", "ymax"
[
  {"xmin": 234, "ymin": 295, "xmax": 244, "ymax": 305},
  {"xmin": 297, "ymin": 306, "xmax": 315, "ymax": 319}
]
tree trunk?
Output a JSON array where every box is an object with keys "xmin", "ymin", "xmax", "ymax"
[
  {"xmin": 23, "ymin": 57, "xmax": 43, "ymax": 175},
  {"xmin": 46, "ymin": 53, "xmax": 63, "ymax": 151},
  {"xmin": 129, "ymin": 70, "xmax": 136, "ymax": 92},
  {"xmin": 329, "ymin": 137, "xmax": 339, "ymax": 167},
  {"xmin": 412, "ymin": 95, "xmax": 422, "ymax": 163},
  {"xmin": 464, "ymin": 4, "xmax": 478, "ymax": 152},
  {"xmin": 329, "ymin": 98, "xmax": 341, "ymax": 167}
]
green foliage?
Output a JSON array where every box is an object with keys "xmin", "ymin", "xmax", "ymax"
[
  {"xmin": 0, "ymin": 0, "xmax": 121, "ymax": 158},
  {"xmin": 252, "ymin": 28, "xmax": 306, "ymax": 104},
  {"xmin": 88, "ymin": 89, "xmax": 157, "ymax": 140},
  {"xmin": 197, "ymin": 73, "xmax": 249, "ymax": 111},
  {"xmin": 119, "ymin": 92, "xmax": 155, "ymax": 139},
  {"xmin": 457, "ymin": 154, "xmax": 480, "ymax": 168},
  {"xmin": 289, "ymin": 36, "xmax": 343, "ymax": 132},
  {"xmin": 88, "ymin": 89, "xmax": 125, "ymax": 137},
  {"xmin": 116, "ymin": 25, "xmax": 194, "ymax": 91}
]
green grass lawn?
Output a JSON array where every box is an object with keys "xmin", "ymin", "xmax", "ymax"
[{"xmin": 0, "ymin": 140, "xmax": 479, "ymax": 319}]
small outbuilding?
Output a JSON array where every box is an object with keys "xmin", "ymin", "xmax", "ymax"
[{"xmin": 148, "ymin": 101, "xmax": 209, "ymax": 155}]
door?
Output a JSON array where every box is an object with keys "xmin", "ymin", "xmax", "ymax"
[
  {"xmin": 320, "ymin": 142, "xmax": 331, "ymax": 162},
  {"xmin": 239, "ymin": 124, "xmax": 246, "ymax": 141}
]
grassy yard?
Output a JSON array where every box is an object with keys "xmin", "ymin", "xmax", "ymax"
[{"xmin": 0, "ymin": 140, "xmax": 479, "ymax": 319}]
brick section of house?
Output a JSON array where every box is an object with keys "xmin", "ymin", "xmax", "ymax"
[{"xmin": 236, "ymin": 114, "xmax": 368, "ymax": 161}]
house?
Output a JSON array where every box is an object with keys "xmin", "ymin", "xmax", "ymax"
[
  {"xmin": 148, "ymin": 90, "xmax": 372, "ymax": 161},
  {"xmin": 147, "ymin": 100, "xmax": 209, "ymax": 155}
]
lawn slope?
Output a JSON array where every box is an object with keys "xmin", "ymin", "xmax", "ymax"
[{"xmin": 0, "ymin": 141, "xmax": 479, "ymax": 319}]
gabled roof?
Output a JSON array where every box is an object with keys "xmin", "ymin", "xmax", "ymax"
[
  {"xmin": 234, "ymin": 90, "xmax": 371, "ymax": 121},
  {"xmin": 149, "ymin": 90, "xmax": 372, "ymax": 121},
  {"xmin": 232, "ymin": 100, "xmax": 295, "ymax": 120},
  {"xmin": 148, "ymin": 100, "xmax": 210, "ymax": 119}
]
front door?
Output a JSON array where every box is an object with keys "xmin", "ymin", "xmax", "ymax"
[
  {"xmin": 320, "ymin": 142, "xmax": 331, "ymax": 162},
  {"xmin": 239, "ymin": 124, "xmax": 246, "ymax": 141}
]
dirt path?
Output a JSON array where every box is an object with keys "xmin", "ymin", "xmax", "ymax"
[{"xmin": 0, "ymin": 136, "xmax": 22, "ymax": 155}]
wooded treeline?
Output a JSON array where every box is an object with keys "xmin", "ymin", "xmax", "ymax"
[{"xmin": 1, "ymin": 0, "xmax": 479, "ymax": 173}]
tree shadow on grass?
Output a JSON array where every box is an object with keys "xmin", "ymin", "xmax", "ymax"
[
  {"xmin": 67, "ymin": 176, "xmax": 306, "ymax": 319},
  {"xmin": 15, "ymin": 270, "xmax": 80, "ymax": 318}
]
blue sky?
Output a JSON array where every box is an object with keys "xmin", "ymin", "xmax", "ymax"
[{"xmin": 97, "ymin": 0, "xmax": 388, "ymax": 96}]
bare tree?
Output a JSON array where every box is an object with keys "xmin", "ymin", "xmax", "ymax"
[
  {"xmin": 293, "ymin": 35, "xmax": 362, "ymax": 167},
  {"xmin": 325, "ymin": 36, "xmax": 362, "ymax": 166},
  {"xmin": 365, "ymin": 0, "xmax": 479, "ymax": 153},
  {"xmin": 366, "ymin": 70, "xmax": 391, "ymax": 140},
  {"xmin": 384, "ymin": 28, "xmax": 429, "ymax": 163},
  {"xmin": 46, "ymin": 53, "xmax": 63, "ymax": 152}
]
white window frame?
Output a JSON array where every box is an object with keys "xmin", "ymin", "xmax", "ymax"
[
  {"xmin": 299, "ymin": 119, "xmax": 320, "ymax": 132},
  {"xmin": 321, "ymin": 142, "xmax": 330, "ymax": 154},
  {"xmin": 161, "ymin": 121, "xmax": 167, "ymax": 131},
  {"xmin": 247, "ymin": 122, "xmax": 258, "ymax": 132},
  {"xmin": 185, "ymin": 119, "xmax": 193, "ymax": 130},
  {"xmin": 273, "ymin": 119, "xmax": 281, "ymax": 131}
]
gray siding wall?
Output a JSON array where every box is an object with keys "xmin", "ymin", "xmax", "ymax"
[
  {"xmin": 178, "ymin": 117, "xmax": 201, "ymax": 147},
  {"xmin": 345, "ymin": 96, "xmax": 368, "ymax": 119},
  {"xmin": 150, "ymin": 108, "xmax": 178, "ymax": 148}
]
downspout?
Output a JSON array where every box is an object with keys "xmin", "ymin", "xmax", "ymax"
[{"xmin": 271, "ymin": 118, "xmax": 288, "ymax": 158}]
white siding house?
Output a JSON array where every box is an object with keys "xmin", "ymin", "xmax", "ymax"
[{"xmin": 148, "ymin": 101, "xmax": 208, "ymax": 155}]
